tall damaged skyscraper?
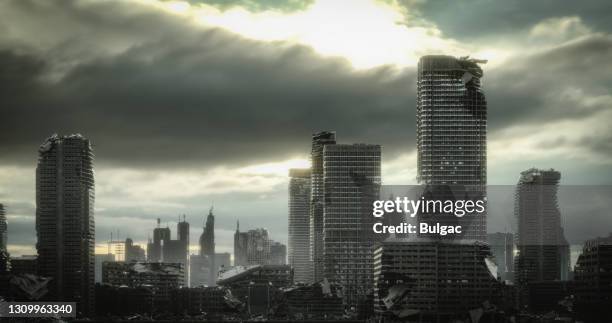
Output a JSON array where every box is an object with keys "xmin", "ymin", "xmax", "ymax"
[
  {"xmin": 373, "ymin": 56, "xmax": 498, "ymax": 320},
  {"xmin": 416, "ymin": 55, "xmax": 488, "ymax": 241},
  {"xmin": 309, "ymin": 131, "xmax": 336, "ymax": 282},
  {"xmin": 288, "ymin": 168, "xmax": 312, "ymax": 283},
  {"xmin": 36, "ymin": 134, "xmax": 95, "ymax": 316},
  {"xmin": 515, "ymin": 168, "xmax": 570, "ymax": 286}
]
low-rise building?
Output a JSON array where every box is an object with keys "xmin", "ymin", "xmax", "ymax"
[
  {"xmin": 102, "ymin": 261, "xmax": 184, "ymax": 311},
  {"xmin": 282, "ymin": 279, "xmax": 344, "ymax": 320}
]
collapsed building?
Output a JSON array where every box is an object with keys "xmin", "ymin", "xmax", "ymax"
[
  {"xmin": 217, "ymin": 264, "xmax": 293, "ymax": 316},
  {"xmin": 281, "ymin": 278, "xmax": 344, "ymax": 320},
  {"xmin": 170, "ymin": 286, "xmax": 227, "ymax": 317},
  {"xmin": 101, "ymin": 261, "xmax": 184, "ymax": 312},
  {"xmin": 373, "ymin": 238, "xmax": 506, "ymax": 321},
  {"xmin": 0, "ymin": 273, "xmax": 51, "ymax": 301}
]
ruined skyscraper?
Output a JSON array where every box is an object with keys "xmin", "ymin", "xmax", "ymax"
[
  {"xmin": 515, "ymin": 168, "xmax": 570, "ymax": 286},
  {"xmin": 309, "ymin": 131, "xmax": 336, "ymax": 282},
  {"xmin": 36, "ymin": 134, "xmax": 95, "ymax": 316},
  {"xmin": 288, "ymin": 168, "xmax": 312, "ymax": 283},
  {"xmin": 416, "ymin": 55, "xmax": 488, "ymax": 241},
  {"xmin": 323, "ymin": 143, "xmax": 381, "ymax": 306},
  {"xmin": 371, "ymin": 55, "xmax": 498, "ymax": 320}
]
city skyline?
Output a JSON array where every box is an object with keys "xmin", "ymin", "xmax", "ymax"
[
  {"xmin": 2, "ymin": 0, "xmax": 612, "ymax": 261},
  {"xmin": 1, "ymin": 1, "xmax": 612, "ymax": 320}
]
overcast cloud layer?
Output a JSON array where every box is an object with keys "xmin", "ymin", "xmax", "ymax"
[{"xmin": 1, "ymin": 0, "xmax": 611, "ymax": 257}]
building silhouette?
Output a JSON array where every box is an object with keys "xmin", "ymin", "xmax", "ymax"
[
  {"xmin": 10, "ymin": 255, "xmax": 38, "ymax": 276},
  {"xmin": 0, "ymin": 249, "xmax": 9, "ymax": 274},
  {"xmin": 309, "ymin": 131, "xmax": 336, "ymax": 282},
  {"xmin": 214, "ymin": 252, "xmax": 231, "ymax": 274},
  {"xmin": 234, "ymin": 224, "xmax": 272, "ymax": 266},
  {"xmin": 190, "ymin": 252, "xmax": 230, "ymax": 287},
  {"xmin": 270, "ymin": 240, "xmax": 287, "ymax": 265},
  {"xmin": 199, "ymin": 208, "xmax": 215, "ymax": 285},
  {"xmin": 36, "ymin": 133, "xmax": 95, "ymax": 316},
  {"xmin": 233, "ymin": 221, "xmax": 248, "ymax": 266},
  {"xmin": 178, "ymin": 214, "xmax": 189, "ymax": 251},
  {"xmin": 165, "ymin": 220, "xmax": 189, "ymax": 285},
  {"xmin": 288, "ymin": 168, "xmax": 312, "ymax": 283},
  {"xmin": 94, "ymin": 253, "xmax": 115, "ymax": 284},
  {"xmin": 574, "ymin": 233, "xmax": 612, "ymax": 320},
  {"xmin": 102, "ymin": 261, "xmax": 184, "ymax": 312},
  {"xmin": 416, "ymin": 55, "xmax": 488, "ymax": 241},
  {"xmin": 147, "ymin": 219, "xmax": 170, "ymax": 262},
  {"xmin": 246, "ymin": 228, "xmax": 271, "ymax": 265},
  {"xmin": 515, "ymin": 169, "xmax": 570, "ymax": 287},
  {"xmin": 170, "ymin": 286, "xmax": 226, "ymax": 317},
  {"xmin": 144, "ymin": 218, "xmax": 189, "ymax": 285},
  {"xmin": 487, "ymin": 232, "xmax": 514, "ymax": 282},
  {"xmin": 200, "ymin": 208, "xmax": 215, "ymax": 257},
  {"xmin": 323, "ymin": 143, "xmax": 381, "ymax": 306},
  {"xmin": 106, "ymin": 239, "xmax": 125, "ymax": 261},
  {"xmin": 0, "ymin": 204, "xmax": 6, "ymax": 252},
  {"xmin": 282, "ymin": 279, "xmax": 344, "ymax": 319},
  {"xmin": 125, "ymin": 238, "xmax": 146, "ymax": 262}
]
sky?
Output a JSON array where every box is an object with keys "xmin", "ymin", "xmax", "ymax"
[{"xmin": 1, "ymin": 0, "xmax": 611, "ymax": 257}]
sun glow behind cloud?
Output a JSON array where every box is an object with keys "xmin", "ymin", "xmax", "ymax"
[{"xmin": 145, "ymin": 0, "xmax": 468, "ymax": 69}]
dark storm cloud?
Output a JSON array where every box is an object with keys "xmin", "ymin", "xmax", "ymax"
[
  {"xmin": 408, "ymin": 0, "xmax": 612, "ymax": 41},
  {"xmin": 486, "ymin": 34, "xmax": 612, "ymax": 129},
  {"xmin": 0, "ymin": 1, "xmax": 415, "ymax": 168},
  {"xmin": 0, "ymin": 42, "xmax": 414, "ymax": 167},
  {"xmin": 1, "ymin": 0, "xmax": 611, "ymax": 170}
]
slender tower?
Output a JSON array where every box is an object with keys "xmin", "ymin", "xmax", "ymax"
[
  {"xmin": 309, "ymin": 131, "xmax": 336, "ymax": 282},
  {"xmin": 0, "ymin": 204, "xmax": 6, "ymax": 252},
  {"xmin": 36, "ymin": 134, "xmax": 95, "ymax": 316},
  {"xmin": 200, "ymin": 207, "xmax": 215, "ymax": 285},
  {"xmin": 233, "ymin": 220, "xmax": 248, "ymax": 266},
  {"xmin": 288, "ymin": 168, "xmax": 312, "ymax": 283}
]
